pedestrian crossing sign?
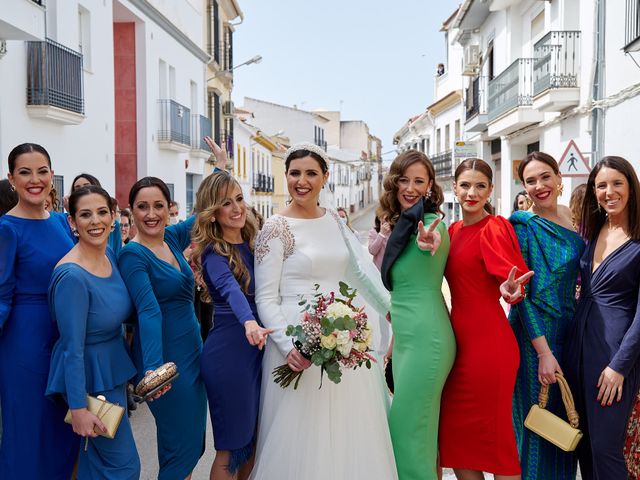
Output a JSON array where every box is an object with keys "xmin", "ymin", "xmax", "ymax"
[{"xmin": 558, "ymin": 140, "xmax": 590, "ymax": 177}]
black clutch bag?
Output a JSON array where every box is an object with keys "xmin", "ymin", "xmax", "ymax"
[{"xmin": 385, "ymin": 358, "xmax": 394, "ymax": 395}]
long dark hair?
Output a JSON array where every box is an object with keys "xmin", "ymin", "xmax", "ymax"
[
  {"xmin": 518, "ymin": 151, "xmax": 559, "ymax": 182},
  {"xmin": 70, "ymin": 173, "xmax": 102, "ymax": 194},
  {"xmin": 68, "ymin": 185, "xmax": 114, "ymax": 217},
  {"xmin": 454, "ymin": 158, "xmax": 494, "ymax": 214},
  {"xmin": 0, "ymin": 179, "xmax": 18, "ymax": 215},
  {"xmin": 377, "ymin": 150, "xmax": 444, "ymax": 227},
  {"xmin": 8, "ymin": 143, "xmax": 51, "ymax": 173},
  {"xmin": 580, "ymin": 156, "xmax": 640, "ymax": 241},
  {"xmin": 513, "ymin": 190, "xmax": 528, "ymax": 213},
  {"xmin": 128, "ymin": 176, "xmax": 172, "ymax": 208},
  {"xmin": 285, "ymin": 149, "xmax": 328, "ymax": 174}
]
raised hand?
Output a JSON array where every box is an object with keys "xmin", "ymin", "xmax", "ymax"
[
  {"xmin": 244, "ymin": 320, "xmax": 274, "ymax": 350},
  {"xmin": 416, "ymin": 218, "xmax": 442, "ymax": 256},
  {"xmin": 203, "ymin": 136, "xmax": 227, "ymax": 171},
  {"xmin": 597, "ymin": 366, "xmax": 624, "ymax": 407},
  {"xmin": 499, "ymin": 266, "xmax": 534, "ymax": 304}
]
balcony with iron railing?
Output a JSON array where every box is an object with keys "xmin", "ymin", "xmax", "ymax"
[
  {"xmin": 26, "ymin": 38, "xmax": 84, "ymax": 124},
  {"xmin": 532, "ymin": 31, "xmax": 581, "ymax": 112},
  {"xmin": 431, "ymin": 150, "xmax": 453, "ymax": 180},
  {"xmin": 487, "ymin": 58, "xmax": 543, "ymax": 137},
  {"xmin": 158, "ymin": 100, "xmax": 191, "ymax": 151},
  {"xmin": 253, "ymin": 173, "xmax": 274, "ymax": 193},
  {"xmin": 625, "ymin": 0, "xmax": 640, "ymax": 52},
  {"xmin": 190, "ymin": 114, "xmax": 213, "ymax": 157},
  {"xmin": 465, "ymin": 75, "xmax": 489, "ymax": 133}
]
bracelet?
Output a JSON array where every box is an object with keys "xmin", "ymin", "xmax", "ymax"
[{"xmin": 537, "ymin": 351, "xmax": 554, "ymax": 359}]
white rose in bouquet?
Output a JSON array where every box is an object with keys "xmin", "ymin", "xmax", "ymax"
[
  {"xmin": 320, "ymin": 334, "xmax": 337, "ymax": 350},
  {"xmin": 338, "ymin": 339, "xmax": 354, "ymax": 357},
  {"xmin": 354, "ymin": 341, "xmax": 368, "ymax": 352},
  {"xmin": 335, "ymin": 330, "xmax": 351, "ymax": 346},
  {"xmin": 325, "ymin": 302, "xmax": 355, "ymax": 320}
]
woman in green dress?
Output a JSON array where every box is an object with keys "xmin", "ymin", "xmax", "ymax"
[{"xmin": 380, "ymin": 150, "xmax": 456, "ymax": 480}]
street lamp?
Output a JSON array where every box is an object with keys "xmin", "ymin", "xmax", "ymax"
[{"xmin": 207, "ymin": 55, "xmax": 262, "ymax": 81}]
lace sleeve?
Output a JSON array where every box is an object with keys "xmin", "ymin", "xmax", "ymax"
[{"xmin": 254, "ymin": 216, "xmax": 296, "ymax": 357}]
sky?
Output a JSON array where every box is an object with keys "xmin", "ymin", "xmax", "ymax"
[{"xmin": 231, "ymin": 0, "xmax": 461, "ymax": 159}]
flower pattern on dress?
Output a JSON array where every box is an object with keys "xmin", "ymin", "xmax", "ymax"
[{"xmin": 255, "ymin": 215, "xmax": 295, "ymax": 265}]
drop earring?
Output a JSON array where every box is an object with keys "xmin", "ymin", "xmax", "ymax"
[{"xmin": 72, "ymin": 228, "xmax": 79, "ymax": 237}]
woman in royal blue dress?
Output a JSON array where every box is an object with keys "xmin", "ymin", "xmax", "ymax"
[
  {"xmin": 119, "ymin": 177, "xmax": 206, "ymax": 479},
  {"xmin": 192, "ymin": 172, "xmax": 272, "ymax": 479},
  {"xmin": 0, "ymin": 143, "xmax": 78, "ymax": 479},
  {"xmin": 46, "ymin": 185, "xmax": 140, "ymax": 479},
  {"xmin": 564, "ymin": 156, "xmax": 640, "ymax": 479},
  {"xmin": 509, "ymin": 152, "xmax": 584, "ymax": 480}
]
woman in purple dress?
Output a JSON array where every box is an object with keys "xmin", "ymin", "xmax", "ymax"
[
  {"xmin": 564, "ymin": 156, "xmax": 640, "ymax": 479},
  {"xmin": 192, "ymin": 172, "xmax": 271, "ymax": 479}
]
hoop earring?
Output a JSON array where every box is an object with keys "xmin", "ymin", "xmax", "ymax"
[{"xmin": 10, "ymin": 184, "xmax": 15, "ymax": 192}]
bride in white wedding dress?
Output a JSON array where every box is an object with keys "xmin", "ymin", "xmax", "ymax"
[{"xmin": 249, "ymin": 143, "xmax": 397, "ymax": 480}]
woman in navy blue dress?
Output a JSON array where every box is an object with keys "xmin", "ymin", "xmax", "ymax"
[
  {"xmin": 564, "ymin": 156, "xmax": 640, "ymax": 480},
  {"xmin": 46, "ymin": 185, "xmax": 140, "ymax": 479},
  {"xmin": 192, "ymin": 173, "xmax": 271, "ymax": 479},
  {"xmin": 0, "ymin": 143, "xmax": 78, "ymax": 479},
  {"xmin": 118, "ymin": 177, "xmax": 206, "ymax": 480}
]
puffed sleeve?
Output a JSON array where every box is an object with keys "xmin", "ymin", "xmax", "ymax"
[
  {"xmin": 118, "ymin": 248, "xmax": 164, "ymax": 372},
  {"xmin": 367, "ymin": 228, "xmax": 386, "ymax": 256},
  {"xmin": 0, "ymin": 221, "xmax": 17, "ymax": 333},
  {"xmin": 480, "ymin": 216, "xmax": 530, "ymax": 287},
  {"xmin": 203, "ymin": 250, "xmax": 255, "ymax": 325},
  {"xmin": 165, "ymin": 215, "xmax": 196, "ymax": 251},
  {"xmin": 610, "ymin": 283, "xmax": 640, "ymax": 377},
  {"xmin": 254, "ymin": 216, "xmax": 295, "ymax": 357},
  {"xmin": 511, "ymin": 221, "xmax": 546, "ymax": 339},
  {"xmin": 50, "ymin": 268, "xmax": 90, "ymax": 409}
]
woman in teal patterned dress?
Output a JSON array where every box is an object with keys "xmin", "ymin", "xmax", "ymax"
[{"xmin": 509, "ymin": 152, "xmax": 585, "ymax": 480}]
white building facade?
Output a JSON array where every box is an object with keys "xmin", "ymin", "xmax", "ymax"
[
  {"xmin": 454, "ymin": 0, "xmax": 640, "ymax": 216},
  {"xmin": 0, "ymin": 0, "xmax": 221, "ymax": 217}
]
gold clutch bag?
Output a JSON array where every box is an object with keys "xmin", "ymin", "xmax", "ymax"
[
  {"xmin": 524, "ymin": 372, "xmax": 583, "ymax": 452},
  {"xmin": 64, "ymin": 395, "xmax": 125, "ymax": 439}
]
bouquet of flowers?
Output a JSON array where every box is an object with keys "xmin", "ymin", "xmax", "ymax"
[{"xmin": 273, "ymin": 281, "xmax": 376, "ymax": 389}]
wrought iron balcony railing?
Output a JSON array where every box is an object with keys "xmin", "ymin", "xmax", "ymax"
[
  {"xmin": 431, "ymin": 150, "xmax": 453, "ymax": 179},
  {"xmin": 27, "ymin": 38, "xmax": 84, "ymax": 114},
  {"xmin": 158, "ymin": 99, "xmax": 191, "ymax": 146},
  {"xmin": 191, "ymin": 115, "xmax": 212, "ymax": 150},
  {"xmin": 533, "ymin": 31, "xmax": 581, "ymax": 97},
  {"xmin": 465, "ymin": 75, "xmax": 488, "ymax": 121},
  {"xmin": 488, "ymin": 58, "xmax": 535, "ymax": 122},
  {"xmin": 625, "ymin": 0, "xmax": 640, "ymax": 51}
]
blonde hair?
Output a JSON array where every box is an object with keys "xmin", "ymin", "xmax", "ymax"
[{"xmin": 191, "ymin": 173, "xmax": 258, "ymax": 300}]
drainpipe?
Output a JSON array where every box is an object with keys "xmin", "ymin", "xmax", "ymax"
[{"xmin": 591, "ymin": 0, "xmax": 606, "ymax": 165}]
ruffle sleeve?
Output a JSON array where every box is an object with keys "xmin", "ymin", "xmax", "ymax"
[{"xmin": 479, "ymin": 216, "xmax": 530, "ymax": 289}]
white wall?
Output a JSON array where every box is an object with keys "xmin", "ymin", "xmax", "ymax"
[{"xmin": 0, "ymin": 0, "xmax": 116, "ymax": 196}]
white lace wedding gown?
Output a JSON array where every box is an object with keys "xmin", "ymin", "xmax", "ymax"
[{"xmin": 250, "ymin": 211, "xmax": 397, "ymax": 480}]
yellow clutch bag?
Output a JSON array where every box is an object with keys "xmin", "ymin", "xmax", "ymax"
[
  {"xmin": 64, "ymin": 395, "xmax": 125, "ymax": 439},
  {"xmin": 524, "ymin": 373, "xmax": 583, "ymax": 452}
]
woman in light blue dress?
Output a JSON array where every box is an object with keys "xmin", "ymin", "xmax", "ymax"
[
  {"xmin": 119, "ymin": 177, "xmax": 206, "ymax": 480},
  {"xmin": 47, "ymin": 185, "xmax": 140, "ymax": 479}
]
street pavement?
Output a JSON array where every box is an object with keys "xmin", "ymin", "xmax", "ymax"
[{"xmin": 131, "ymin": 204, "xmax": 579, "ymax": 479}]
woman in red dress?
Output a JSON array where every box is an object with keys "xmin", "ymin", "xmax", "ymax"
[{"xmin": 439, "ymin": 159, "xmax": 533, "ymax": 480}]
